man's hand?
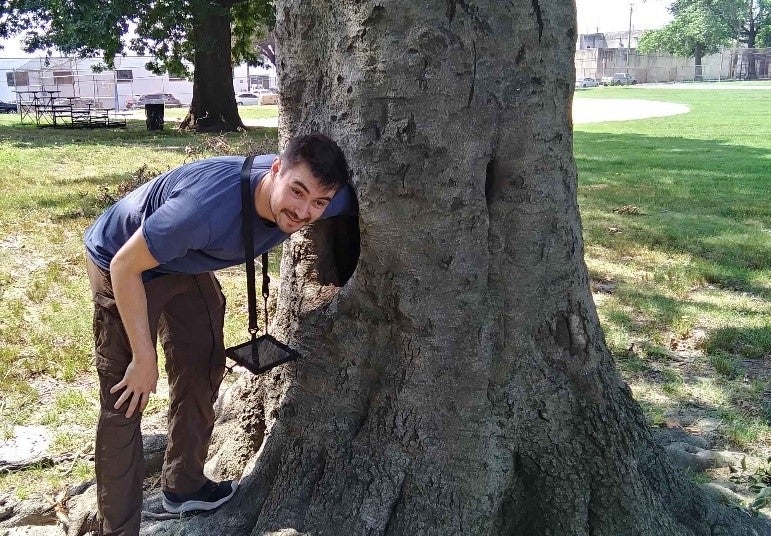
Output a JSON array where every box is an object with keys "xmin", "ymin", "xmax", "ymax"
[
  {"xmin": 109, "ymin": 227, "xmax": 161, "ymax": 419},
  {"xmin": 110, "ymin": 357, "xmax": 159, "ymax": 418}
]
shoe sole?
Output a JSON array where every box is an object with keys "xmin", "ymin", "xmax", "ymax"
[{"xmin": 162, "ymin": 480, "xmax": 238, "ymax": 514}]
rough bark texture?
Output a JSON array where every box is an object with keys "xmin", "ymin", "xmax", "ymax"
[
  {"xmin": 694, "ymin": 43, "xmax": 704, "ymax": 81},
  {"xmin": 180, "ymin": 1, "xmax": 245, "ymax": 132},
  {"xmin": 143, "ymin": 1, "xmax": 771, "ymax": 535}
]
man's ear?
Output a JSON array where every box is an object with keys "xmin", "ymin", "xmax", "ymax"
[{"xmin": 271, "ymin": 157, "xmax": 281, "ymax": 176}]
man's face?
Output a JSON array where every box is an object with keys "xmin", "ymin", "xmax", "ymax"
[{"xmin": 269, "ymin": 159, "xmax": 336, "ymax": 234}]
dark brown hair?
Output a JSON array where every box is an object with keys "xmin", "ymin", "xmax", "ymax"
[{"xmin": 281, "ymin": 133, "xmax": 351, "ymax": 191}]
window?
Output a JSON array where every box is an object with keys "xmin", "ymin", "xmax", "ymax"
[
  {"xmin": 116, "ymin": 69, "xmax": 133, "ymax": 82},
  {"xmin": 249, "ymin": 75, "xmax": 270, "ymax": 89},
  {"xmin": 53, "ymin": 70, "xmax": 74, "ymax": 85},
  {"xmin": 6, "ymin": 71, "xmax": 29, "ymax": 87}
]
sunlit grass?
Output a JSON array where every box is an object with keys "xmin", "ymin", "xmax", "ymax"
[
  {"xmin": 87, "ymin": 104, "xmax": 279, "ymax": 124},
  {"xmin": 576, "ymin": 86, "xmax": 771, "ymax": 456}
]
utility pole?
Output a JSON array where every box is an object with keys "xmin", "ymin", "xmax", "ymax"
[{"xmin": 626, "ymin": 2, "xmax": 633, "ymax": 72}]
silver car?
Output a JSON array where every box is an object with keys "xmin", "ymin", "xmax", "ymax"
[{"xmin": 577, "ymin": 77, "xmax": 598, "ymax": 88}]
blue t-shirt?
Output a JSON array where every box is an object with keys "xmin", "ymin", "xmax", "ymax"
[{"xmin": 84, "ymin": 155, "xmax": 354, "ymax": 279}]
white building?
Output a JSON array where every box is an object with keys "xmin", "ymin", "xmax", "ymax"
[
  {"xmin": 233, "ymin": 63, "xmax": 277, "ymax": 94},
  {"xmin": 0, "ymin": 55, "xmax": 276, "ymax": 109}
]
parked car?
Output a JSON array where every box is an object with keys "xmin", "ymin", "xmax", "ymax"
[
  {"xmin": 0, "ymin": 101, "xmax": 17, "ymax": 113},
  {"xmin": 136, "ymin": 93, "xmax": 183, "ymax": 107},
  {"xmin": 235, "ymin": 92, "xmax": 262, "ymax": 106},
  {"xmin": 601, "ymin": 73, "xmax": 637, "ymax": 86},
  {"xmin": 576, "ymin": 77, "xmax": 598, "ymax": 88}
]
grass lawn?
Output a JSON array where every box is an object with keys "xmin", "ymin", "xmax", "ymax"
[
  {"xmin": 0, "ymin": 88, "xmax": 769, "ymax": 504},
  {"xmin": 131, "ymin": 104, "xmax": 278, "ymax": 124},
  {"xmin": 574, "ymin": 85, "xmax": 771, "ymax": 456},
  {"xmin": 0, "ymin": 116, "xmax": 278, "ymax": 498}
]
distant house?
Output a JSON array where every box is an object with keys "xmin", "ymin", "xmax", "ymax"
[
  {"xmin": 233, "ymin": 66, "xmax": 277, "ymax": 94},
  {"xmin": 578, "ymin": 30, "xmax": 644, "ymax": 50}
]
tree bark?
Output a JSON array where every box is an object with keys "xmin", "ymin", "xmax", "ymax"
[
  {"xmin": 694, "ymin": 43, "xmax": 704, "ymax": 81},
  {"xmin": 743, "ymin": 0, "xmax": 758, "ymax": 79},
  {"xmin": 180, "ymin": 1, "xmax": 245, "ymax": 131},
  {"xmin": 144, "ymin": 1, "xmax": 771, "ymax": 534}
]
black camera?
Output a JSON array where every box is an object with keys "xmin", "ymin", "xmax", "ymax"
[{"xmin": 225, "ymin": 334, "xmax": 299, "ymax": 375}]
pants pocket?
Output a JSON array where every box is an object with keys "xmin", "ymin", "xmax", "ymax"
[{"xmin": 92, "ymin": 292, "xmax": 132, "ymax": 374}]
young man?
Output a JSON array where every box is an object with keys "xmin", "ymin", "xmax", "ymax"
[{"xmin": 84, "ymin": 133, "xmax": 353, "ymax": 536}]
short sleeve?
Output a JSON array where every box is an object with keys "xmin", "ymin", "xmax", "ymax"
[
  {"xmin": 321, "ymin": 184, "xmax": 357, "ymax": 218},
  {"xmin": 142, "ymin": 191, "xmax": 211, "ymax": 264}
]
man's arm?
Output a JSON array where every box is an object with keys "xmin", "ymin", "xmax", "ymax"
[{"xmin": 109, "ymin": 227, "xmax": 161, "ymax": 419}]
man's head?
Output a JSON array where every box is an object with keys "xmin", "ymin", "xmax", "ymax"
[
  {"xmin": 262, "ymin": 133, "xmax": 350, "ymax": 234},
  {"xmin": 281, "ymin": 133, "xmax": 350, "ymax": 192}
]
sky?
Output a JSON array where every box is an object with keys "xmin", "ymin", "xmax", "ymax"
[
  {"xmin": 0, "ymin": 36, "xmax": 27, "ymax": 58},
  {"xmin": 576, "ymin": 0, "xmax": 673, "ymax": 34},
  {"xmin": 1, "ymin": 2, "xmax": 674, "ymax": 59}
]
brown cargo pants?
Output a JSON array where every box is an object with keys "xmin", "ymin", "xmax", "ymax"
[{"xmin": 86, "ymin": 257, "xmax": 226, "ymax": 536}]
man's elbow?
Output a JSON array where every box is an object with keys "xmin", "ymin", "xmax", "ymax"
[{"xmin": 109, "ymin": 250, "xmax": 138, "ymax": 277}]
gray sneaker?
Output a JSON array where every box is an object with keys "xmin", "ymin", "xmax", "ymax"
[{"xmin": 162, "ymin": 479, "xmax": 238, "ymax": 514}]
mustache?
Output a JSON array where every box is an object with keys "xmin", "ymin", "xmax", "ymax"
[{"xmin": 284, "ymin": 210, "xmax": 309, "ymax": 223}]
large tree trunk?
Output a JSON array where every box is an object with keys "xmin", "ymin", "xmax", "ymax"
[
  {"xmin": 694, "ymin": 43, "xmax": 704, "ymax": 81},
  {"xmin": 144, "ymin": 1, "xmax": 771, "ymax": 534},
  {"xmin": 744, "ymin": 1, "xmax": 758, "ymax": 79},
  {"xmin": 180, "ymin": 0, "xmax": 245, "ymax": 131}
]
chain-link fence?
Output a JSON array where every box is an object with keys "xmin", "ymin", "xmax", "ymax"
[
  {"xmin": 3, "ymin": 58, "xmax": 118, "ymax": 109},
  {"xmin": 0, "ymin": 56, "xmax": 196, "ymax": 110}
]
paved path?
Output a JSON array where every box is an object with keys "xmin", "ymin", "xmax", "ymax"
[{"xmin": 572, "ymin": 98, "xmax": 690, "ymax": 124}]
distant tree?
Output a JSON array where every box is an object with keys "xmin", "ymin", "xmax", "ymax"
[
  {"xmin": 639, "ymin": 0, "xmax": 771, "ymax": 79},
  {"xmin": 254, "ymin": 32, "xmax": 277, "ymax": 69},
  {"xmin": 704, "ymin": 0, "xmax": 771, "ymax": 48},
  {"xmin": 638, "ymin": 0, "xmax": 733, "ymax": 80},
  {"xmin": 704, "ymin": 0, "xmax": 771, "ymax": 77},
  {"xmin": 760, "ymin": 23, "xmax": 771, "ymax": 46},
  {"xmin": 0, "ymin": 0, "xmax": 275, "ymax": 131}
]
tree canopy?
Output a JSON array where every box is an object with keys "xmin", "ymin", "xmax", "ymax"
[
  {"xmin": 703, "ymin": 0, "xmax": 771, "ymax": 48},
  {"xmin": 638, "ymin": 0, "xmax": 733, "ymax": 59},
  {"xmin": 0, "ymin": 0, "xmax": 276, "ymax": 130},
  {"xmin": 639, "ymin": 0, "xmax": 771, "ymax": 56}
]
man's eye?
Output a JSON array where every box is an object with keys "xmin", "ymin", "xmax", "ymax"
[
  {"xmin": 314, "ymin": 200, "xmax": 328, "ymax": 209},
  {"xmin": 292, "ymin": 188, "xmax": 302, "ymax": 196}
]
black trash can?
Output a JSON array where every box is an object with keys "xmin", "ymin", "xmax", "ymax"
[{"xmin": 145, "ymin": 102, "xmax": 164, "ymax": 130}]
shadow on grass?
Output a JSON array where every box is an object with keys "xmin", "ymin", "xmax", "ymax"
[
  {"xmin": 575, "ymin": 131, "xmax": 771, "ymax": 298},
  {"xmin": 0, "ymin": 120, "xmax": 194, "ymax": 149},
  {"xmin": 578, "ymin": 131, "xmax": 771, "ymax": 446},
  {"xmin": 0, "ymin": 120, "xmax": 278, "ymax": 150},
  {"xmin": 705, "ymin": 326, "xmax": 771, "ymax": 359},
  {"xmin": 16, "ymin": 171, "xmax": 147, "ymax": 221}
]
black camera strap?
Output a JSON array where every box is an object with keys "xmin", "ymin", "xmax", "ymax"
[
  {"xmin": 240, "ymin": 155, "xmax": 271, "ymax": 339},
  {"xmin": 224, "ymin": 157, "xmax": 300, "ymax": 375}
]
